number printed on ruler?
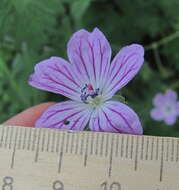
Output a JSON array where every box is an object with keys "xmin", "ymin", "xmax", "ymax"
[
  {"xmin": 2, "ymin": 176, "xmax": 14, "ymax": 190},
  {"xmin": 0, "ymin": 125, "xmax": 179, "ymax": 190},
  {"xmin": 53, "ymin": 180, "xmax": 64, "ymax": 190}
]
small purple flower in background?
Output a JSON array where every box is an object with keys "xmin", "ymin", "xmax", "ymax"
[
  {"xmin": 28, "ymin": 28, "xmax": 144, "ymax": 134},
  {"xmin": 150, "ymin": 90, "xmax": 179, "ymax": 125}
]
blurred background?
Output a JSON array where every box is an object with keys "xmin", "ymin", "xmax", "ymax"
[{"xmin": 0, "ymin": 0, "xmax": 179, "ymax": 137}]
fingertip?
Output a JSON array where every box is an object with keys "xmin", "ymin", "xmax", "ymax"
[{"xmin": 2, "ymin": 102, "xmax": 55, "ymax": 127}]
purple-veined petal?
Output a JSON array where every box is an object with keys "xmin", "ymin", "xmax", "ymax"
[
  {"xmin": 153, "ymin": 93, "xmax": 165, "ymax": 107},
  {"xmin": 67, "ymin": 28, "xmax": 111, "ymax": 89},
  {"xmin": 150, "ymin": 108, "xmax": 164, "ymax": 121},
  {"xmin": 28, "ymin": 57, "xmax": 82, "ymax": 101},
  {"xmin": 164, "ymin": 115, "xmax": 177, "ymax": 126},
  {"xmin": 35, "ymin": 101, "xmax": 93, "ymax": 130},
  {"xmin": 104, "ymin": 44, "xmax": 144, "ymax": 99},
  {"xmin": 89, "ymin": 101, "xmax": 143, "ymax": 134}
]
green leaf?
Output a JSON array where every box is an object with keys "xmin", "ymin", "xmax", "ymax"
[{"xmin": 71, "ymin": 0, "xmax": 91, "ymax": 21}]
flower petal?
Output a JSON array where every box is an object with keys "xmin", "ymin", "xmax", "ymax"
[
  {"xmin": 165, "ymin": 89, "xmax": 177, "ymax": 103},
  {"xmin": 164, "ymin": 115, "xmax": 177, "ymax": 126},
  {"xmin": 176, "ymin": 102, "xmax": 179, "ymax": 115},
  {"xmin": 104, "ymin": 44, "xmax": 144, "ymax": 99},
  {"xmin": 28, "ymin": 57, "xmax": 82, "ymax": 101},
  {"xmin": 89, "ymin": 101, "xmax": 143, "ymax": 134},
  {"xmin": 67, "ymin": 28, "xmax": 111, "ymax": 89},
  {"xmin": 153, "ymin": 93, "xmax": 165, "ymax": 107},
  {"xmin": 150, "ymin": 108, "xmax": 164, "ymax": 121},
  {"xmin": 35, "ymin": 101, "xmax": 93, "ymax": 130}
]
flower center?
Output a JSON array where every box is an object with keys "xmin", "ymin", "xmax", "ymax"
[
  {"xmin": 163, "ymin": 104, "xmax": 175, "ymax": 115},
  {"xmin": 80, "ymin": 84, "xmax": 104, "ymax": 106}
]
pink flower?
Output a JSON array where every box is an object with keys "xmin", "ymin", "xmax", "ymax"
[
  {"xmin": 150, "ymin": 90, "xmax": 179, "ymax": 125},
  {"xmin": 28, "ymin": 28, "xmax": 144, "ymax": 134}
]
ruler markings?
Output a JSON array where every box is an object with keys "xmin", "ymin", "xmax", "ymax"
[
  {"xmin": 171, "ymin": 138, "xmax": 174, "ymax": 162},
  {"xmin": 80, "ymin": 133, "xmax": 84, "ymax": 155},
  {"xmin": 70, "ymin": 133, "xmax": 75, "ymax": 154},
  {"xmin": 166, "ymin": 139, "xmax": 169, "ymax": 162},
  {"xmin": 120, "ymin": 135, "xmax": 124, "ymax": 157},
  {"xmin": 22, "ymin": 127, "xmax": 27, "ymax": 150},
  {"xmin": 17, "ymin": 127, "xmax": 23, "ymax": 150},
  {"xmin": 0, "ymin": 126, "xmax": 5, "ymax": 148},
  {"xmin": 134, "ymin": 135, "xmax": 139, "ymax": 171},
  {"xmin": 34, "ymin": 129, "xmax": 42, "ymax": 162},
  {"xmin": 100, "ymin": 133, "xmax": 104, "ymax": 157},
  {"xmin": 90, "ymin": 132, "xmax": 94, "ymax": 155},
  {"xmin": 159, "ymin": 138, "xmax": 164, "ymax": 182},
  {"xmin": 51, "ymin": 130, "xmax": 56, "ymax": 152},
  {"xmin": 150, "ymin": 137, "xmax": 154, "ymax": 160},
  {"xmin": 46, "ymin": 130, "xmax": 51, "ymax": 152},
  {"xmin": 156, "ymin": 138, "xmax": 159, "ymax": 160},
  {"xmin": 95, "ymin": 133, "xmax": 99, "ymax": 155},
  {"xmin": 84, "ymin": 133, "xmax": 89, "ymax": 167},
  {"xmin": 108, "ymin": 135, "xmax": 114, "ymax": 177},
  {"xmin": 55, "ymin": 130, "xmax": 60, "ymax": 153},
  {"xmin": 27, "ymin": 128, "xmax": 32, "ymax": 150},
  {"xmin": 0, "ymin": 126, "xmax": 179, "ymax": 189},
  {"xmin": 65, "ymin": 132, "xmax": 70, "ymax": 153},
  {"xmin": 75, "ymin": 133, "xmax": 79, "ymax": 154},
  {"xmin": 8, "ymin": 126, "xmax": 14, "ymax": 149},
  {"xmin": 32, "ymin": 128, "xmax": 37, "ymax": 151},
  {"xmin": 125, "ymin": 135, "xmax": 129, "ymax": 158},
  {"xmin": 4, "ymin": 126, "xmax": 10, "ymax": 148},
  {"xmin": 58, "ymin": 132, "xmax": 65, "ymax": 173},
  {"xmin": 140, "ymin": 136, "xmax": 144, "ymax": 160},
  {"xmin": 145, "ymin": 137, "xmax": 149, "ymax": 160},
  {"xmin": 176, "ymin": 138, "xmax": 179, "ymax": 162},
  {"xmin": 10, "ymin": 127, "xmax": 19, "ymax": 169},
  {"xmin": 105, "ymin": 134, "xmax": 109, "ymax": 157},
  {"xmin": 58, "ymin": 151, "xmax": 63, "ymax": 174},
  {"xmin": 130, "ymin": 136, "xmax": 134, "ymax": 159},
  {"xmin": 41, "ymin": 129, "xmax": 46, "ymax": 152},
  {"xmin": 115, "ymin": 134, "xmax": 119, "ymax": 157}
]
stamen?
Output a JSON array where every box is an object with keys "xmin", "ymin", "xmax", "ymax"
[{"xmin": 80, "ymin": 84, "xmax": 99, "ymax": 103}]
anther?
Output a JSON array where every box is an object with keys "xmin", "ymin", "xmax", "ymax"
[{"xmin": 80, "ymin": 84, "xmax": 99, "ymax": 102}]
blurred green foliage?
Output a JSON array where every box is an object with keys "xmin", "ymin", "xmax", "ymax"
[{"xmin": 1, "ymin": 0, "xmax": 179, "ymax": 137}]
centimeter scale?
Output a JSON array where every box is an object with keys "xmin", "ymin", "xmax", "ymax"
[{"xmin": 0, "ymin": 125, "xmax": 179, "ymax": 190}]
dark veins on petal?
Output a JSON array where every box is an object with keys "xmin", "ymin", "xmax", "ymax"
[
  {"xmin": 43, "ymin": 73, "xmax": 78, "ymax": 93},
  {"xmin": 47, "ymin": 64, "xmax": 80, "ymax": 88},
  {"xmin": 102, "ymin": 111, "xmax": 123, "ymax": 133},
  {"xmin": 107, "ymin": 107, "xmax": 135, "ymax": 133}
]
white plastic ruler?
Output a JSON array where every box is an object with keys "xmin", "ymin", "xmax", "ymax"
[{"xmin": 0, "ymin": 125, "xmax": 179, "ymax": 190}]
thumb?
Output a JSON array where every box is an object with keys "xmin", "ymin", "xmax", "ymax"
[{"xmin": 2, "ymin": 102, "xmax": 55, "ymax": 127}]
